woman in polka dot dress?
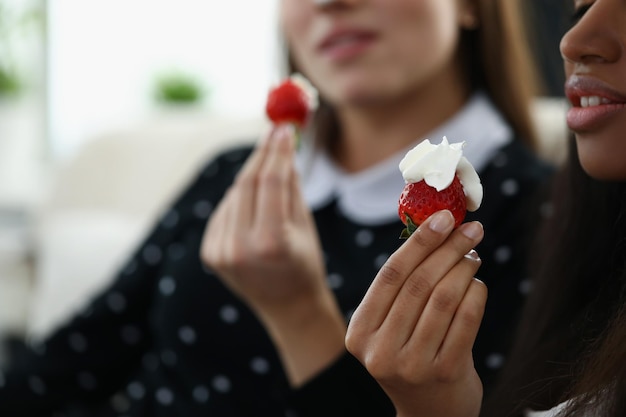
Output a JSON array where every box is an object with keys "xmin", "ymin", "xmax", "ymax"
[{"xmin": 0, "ymin": 0, "xmax": 552, "ymax": 416}]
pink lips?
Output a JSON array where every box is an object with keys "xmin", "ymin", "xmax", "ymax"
[
  {"xmin": 565, "ymin": 75, "xmax": 626, "ymax": 132},
  {"xmin": 318, "ymin": 27, "xmax": 378, "ymax": 62}
]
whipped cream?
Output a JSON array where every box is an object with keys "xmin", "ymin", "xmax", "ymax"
[
  {"xmin": 290, "ymin": 73, "xmax": 319, "ymax": 113},
  {"xmin": 398, "ymin": 136, "xmax": 483, "ymax": 211}
]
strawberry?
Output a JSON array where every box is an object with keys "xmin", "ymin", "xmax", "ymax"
[
  {"xmin": 398, "ymin": 174, "xmax": 467, "ymax": 238},
  {"xmin": 265, "ymin": 78, "xmax": 311, "ymax": 128}
]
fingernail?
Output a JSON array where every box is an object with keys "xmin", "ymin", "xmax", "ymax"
[
  {"xmin": 465, "ymin": 249, "xmax": 481, "ymax": 261},
  {"xmin": 428, "ymin": 210, "xmax": 453, "ymax": 233},
  {"xmin": 460, "ymin": 222, "xmax": 483, "ymax": 240},
  {"xmin": 275, "ymin": 123, "xmax": 295, "ymax": 141}
]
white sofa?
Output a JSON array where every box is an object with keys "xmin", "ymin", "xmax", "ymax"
[
  {"xmin": 25, "ymin": 113, "xmax": 266, "ymax": 340},
  {"xmin": 13, "ymin": 99, "xmax": 569, "ymax": 341}
]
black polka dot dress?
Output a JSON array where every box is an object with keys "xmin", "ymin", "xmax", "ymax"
[{"xmin": 0, "ymin": 93, "xmax": 554, "ymax": 416}]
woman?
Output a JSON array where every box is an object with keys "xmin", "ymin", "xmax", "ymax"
[
  {"xmin": 0, "ymin": 0, "xmax": 550, "ymax": 415},
  {"xmin": 346, "ymin": 0, "xmax": 626, "ymax": 416}
]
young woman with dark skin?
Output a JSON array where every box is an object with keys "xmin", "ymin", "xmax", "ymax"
[
  {"xmin": 0, "ymin": 0, "xmax": 551, "ymax": 415},
  {"xmin": 345, "ymin": 0, "xmax": 626, "ymax": 416}
]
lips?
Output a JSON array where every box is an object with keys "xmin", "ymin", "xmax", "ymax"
[
  {"xmin": 565, "ymin": 75, "xmax": 626, "ymax": 132},
  {"xmin": 318, "ymin": 27, "xmax": 378, "ymax": 61}
]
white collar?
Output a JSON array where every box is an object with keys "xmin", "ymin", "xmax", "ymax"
[{"xmin": 295, "ymin": 92, "xmax": 513, "ymax": 225}]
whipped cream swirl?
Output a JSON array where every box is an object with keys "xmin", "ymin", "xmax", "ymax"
[{"xmin": 398, "ymin": 136, "xmax": 483, "ymax": 211}]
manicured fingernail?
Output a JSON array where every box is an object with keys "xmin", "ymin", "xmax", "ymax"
[
  {"xmin": 428, "ymin": 210, "xmax": 453, "ymax": 233},
  {"xmin": 275, "ymin": 123, "xmax": 295, "ymax": 141},
  {"xmin": 465, "ymin": 249, "xmax": 481, "ymax": 261},
  {"xmin": 460, "ymin": 222, "xmax": 483, "ymax": 240}
]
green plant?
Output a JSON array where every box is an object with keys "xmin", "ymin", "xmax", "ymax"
[
  {"xmin": 0, "ymin": 0, "xmax": 44, "ymax": 97},
  {"xmin": 0, "ymin": 66, "xmax": 19, "ymax": 96},
  {"xmin": 154, "ymin": 71, "xmax": 206, "ymax": 104}
]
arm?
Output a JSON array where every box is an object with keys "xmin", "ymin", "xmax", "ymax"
[
  {"xmin": 201, "ymin": 124, "xmax": 347, "ymax": 387},
  {"xmin": 0, "ymin": 151, "xmax": 229, "ymax": 415}
]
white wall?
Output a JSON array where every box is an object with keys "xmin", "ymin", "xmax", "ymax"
[{"xmin": 48, "ymin": 0, "xmax": 281, "ymax": 158}]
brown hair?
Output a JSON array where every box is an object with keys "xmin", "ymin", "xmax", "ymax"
[
  {"xmin": 482, "ymin": 140, "xmax": 626, "ymax": 417},
  {"xmin": 286, "ymin": 0, "xmax": 542, "ymax": 152}
]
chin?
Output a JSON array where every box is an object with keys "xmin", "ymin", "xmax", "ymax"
[
  {"xmin": 576, "ymin": 137, "xmax": 626, "ymax": 182},
  {"xmin": 578, "ymin": 156, "xmax": 626, "ymax": 182}
]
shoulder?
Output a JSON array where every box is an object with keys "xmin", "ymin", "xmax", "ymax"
[
  {"xmin": 488, "ymin": 139, "xmax": 556, "ymax": 184},
  {"xmin": 479, "ymin": 139, "xmax": 556, "ymax": 201},
  {"xmin": 169, "ymin": 143, "xmax": 255, "ymax": 208},
  {"xmin": 470, "ymin": 138, "xmax": 555, "ymax": 226}
]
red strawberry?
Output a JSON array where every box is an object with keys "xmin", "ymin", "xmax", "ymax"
[
  {"xmin": 398, "ymin": 174, "xmax": 467, "ymax": 238},
  {"xmin": 265, "ymin": 78, "xmax": 311, "ymax": 127}
]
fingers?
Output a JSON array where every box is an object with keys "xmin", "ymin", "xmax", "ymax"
[
  {"xmin": 437, "ymin": 278, "xmax": 487, "ymax": 362},
  {"xmin": 255, "ymin": 125, "xmax": 297, "ymax": 228},
  {"xmin": 201, "ymin": 186, "xmax": 233, "ymax": 267},
  {"xmin": 380, "ymin": 221, "xmax": 484, "ymax": 343},
  {"xmin": 202, "ymin": 125, "xmax": 299, "ymax": 269},
  {"xmin": 353, "ymin": 211, "xmax": 456, "ymax": 330},
  {"xmin": 407, "ymin": 250, "xmax": 482, "ymax": 357}
]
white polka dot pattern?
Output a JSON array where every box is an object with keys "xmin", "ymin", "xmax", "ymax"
[
  {"xmin": 192, "ymin": 385, "xmax": 210, "ymax": 403},
  {"xmin": 155, "ymin": 387, "xmax": 174, "ymax": 406},
  {"xmin": 212, "ymin": 375, "xmax": 231, "ymax": 393},
  {"xmin": 374, "ymin": 253, "xmax": 389, "ymax": 269},
  {"xmin": 485, "ymin": 353, "xmax": 505, "ymax": 369},
  {"xmin": 110, "ymin": 393, "xmax": 131, "ymax": 412},
  {"xmin": 142, "ymin": 245, "xmax": 163, "ymax": 265},
  {"xmin": 219, "ymin": 305, "xmax": 239, "ymax": 324},
  {"xmin": 193, "ymin": 200, "xmax": 213, "ymax": 219},
  {"xmin": 161, "ymin": 209, "xmax": 180, "ymax": 229},
  {"xmin": 327, "ymin": 273, "xmax": 344, "ymax": 290},
  {"xmin": 494, "ymin": 246, "xmax": 512, "ymax": 264},
  {"xmin": 178, "ymin": 326, "xmax": 197, "ymax": 345},
  {"xmin": 159, "ymin": 276, "xmax": 176, "ymax": 296},
  {"xmin": 250, "ymin": 357, "xmax": 270, "ymax": 374},
  {"xmin": 355, "ymin": 229, "xmax": 374, "ymax": 247},
  {"xmin": 0, "ymin": 145, "xmax": 551, "ymax": 415},
  {"xmin": 127, "ymin": 381, "xmax": 145, "ymax": 400},
  {"xmin": 106, "ymin": 293, "xmax": 127, "ymax": 313},
  {"xmin": 519, "ymin": 279, "xmax": 533, "ymax": 294},
  {"xmin": 500, "ymin": 179, "xmax": 519, "ymax": 196}
]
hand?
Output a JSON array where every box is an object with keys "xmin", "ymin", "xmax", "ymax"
[
  {"xmin": 345, "ymin": 210, "xmax": 486, "ymax": 417},
  {"xmin": 201, "ymin": 124, "xmax": 346, "ymax": 385}
]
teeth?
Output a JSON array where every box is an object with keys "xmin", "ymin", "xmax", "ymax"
[{"xmin": 580, "ymin": 96, "xmax": 611, "ymax": 107}]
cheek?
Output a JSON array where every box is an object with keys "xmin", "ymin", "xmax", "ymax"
[
  {"xmin": 386, "ymin": 2, "xmax": 460, "ymax": 67},
  {"xmin": 279, "ymin": 2, "xmax": 310, "ymax": 59}
]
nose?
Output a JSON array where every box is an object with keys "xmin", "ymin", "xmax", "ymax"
[{"xmin": 560, "ymin": 0, "xmax": 622, "ymax": 66}]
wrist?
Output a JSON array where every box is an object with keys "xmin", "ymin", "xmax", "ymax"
[{"xmin": 260, "ymin": 294, "xmax": 347, "ymax": 387}]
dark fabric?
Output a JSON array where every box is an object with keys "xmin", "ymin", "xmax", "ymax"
[{"xmin": 0, "ymin": 139, "xmax": 553, "ymax": 416}]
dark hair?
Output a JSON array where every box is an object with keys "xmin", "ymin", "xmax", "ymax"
[
  {"xmin": 482, "ymin": 139, "xmax": 626, "ymax": 417},
  {"xmin": 286, "ymin": 0, "xmax": 542, "ymax": 153}
]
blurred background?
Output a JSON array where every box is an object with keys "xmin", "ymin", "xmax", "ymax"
[{"xmin": 0, "ymin": 0, "xmax": 571, "ymax": 358}]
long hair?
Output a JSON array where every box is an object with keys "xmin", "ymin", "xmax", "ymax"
[
  {"xmin": 285, "ymin": 0, "xmax": 541, "ymax": 153},
  {"xmin": 482, "ymin": 139, "xmax": 626, "ymax": 417}
]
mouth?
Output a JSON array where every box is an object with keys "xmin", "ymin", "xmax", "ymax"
[
  {"xmin": 318, "ymin": 27, "xmax": 378, "ymax": 61},
  {"xmin": 564, "ymin": 75, "xmax": 626, "ymax": 131},
  {"xmin": 565, "ymin": 75, "xmax": 626, "ymax": 107}
]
